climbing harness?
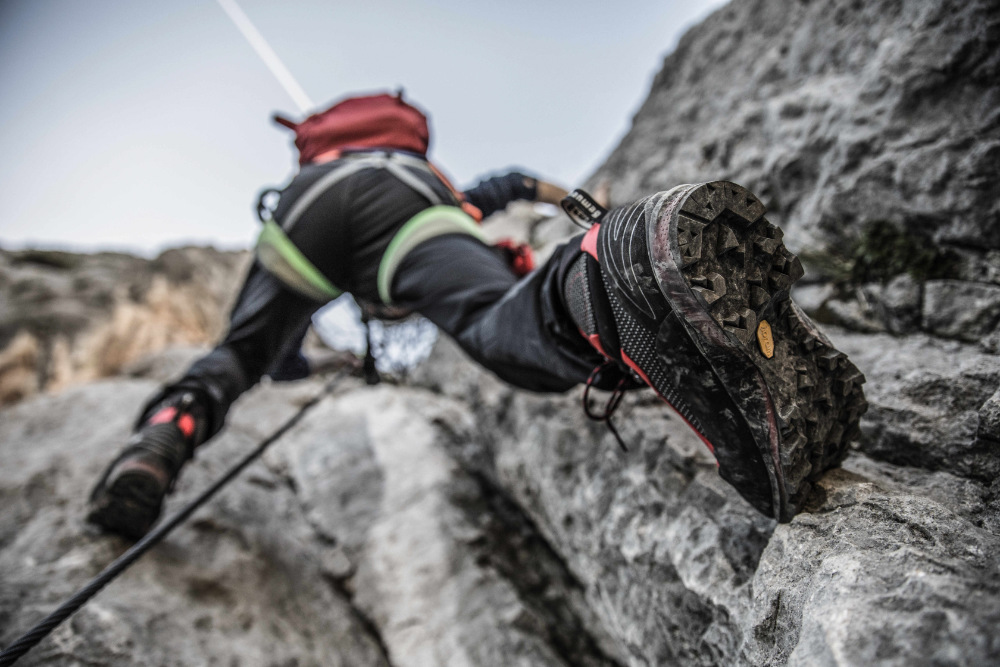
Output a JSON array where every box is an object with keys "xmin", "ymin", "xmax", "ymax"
[
  {"xmin": 254, "ymin": 150, "xmax": 486, "ymax": 306},
  {"xmin": 254, "ymin": 150, "xmax": 486, "ymax": 378},
  {"xmin": 0, "ymin": 376, "xmax": 342, "ymax": 666}
]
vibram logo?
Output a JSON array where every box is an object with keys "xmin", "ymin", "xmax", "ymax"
[{"xmin": 757, "ymin": 320, "xmax": 774, "ymax": 358}]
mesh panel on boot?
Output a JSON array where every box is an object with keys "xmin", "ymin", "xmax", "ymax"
[{"xmin": 564, "ymin": 253, "xmax": 597, "ymax": 337}]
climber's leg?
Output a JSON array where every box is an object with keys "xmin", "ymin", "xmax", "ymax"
[
  {"xmin": 87, "ymin": 262, "xmax": 322, "ymax": 539},
  {"xmin": 391, "ymin": 233, "xmax": 608, "ymax": 393}
]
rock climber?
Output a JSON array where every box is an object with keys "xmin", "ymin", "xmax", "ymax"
[{"xmin": 87, "ymin": 91, "xmax": 867, "ymax": 539}]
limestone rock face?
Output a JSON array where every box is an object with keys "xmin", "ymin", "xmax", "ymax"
[
  {"xmin": 409, "ymin": 327, "xmax": 1000, "ymax": 667},
  {"xmin": 591, "ymin": 0, "xmax": 1000, "ymax": 346},
  {"xmin": 0, "ymin": 247, "xmax": 251, "ymax": 406},
  {"xmin": 3, "ymin": 322, "xmax": 997, "ymax": 665},
  {"xmin": 593, "ymin": 0, "xmax": 999, "ymax": 253},
  {"xmin": 0, "ymin": 370, "xmax": 624, "ymax": 667}
]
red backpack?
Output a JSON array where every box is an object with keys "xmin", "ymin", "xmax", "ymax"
[
  {"xmin": 267, "ymin": 92, "xmax": 534, "ymax": 274},
  {"xmin": 273, "ymin": 92, "xmax": 430, "ymax": 165}
]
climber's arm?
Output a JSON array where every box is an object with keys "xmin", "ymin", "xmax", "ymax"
[{"xmin": 463, "ymin": 172, "xmax": 568, "ymax": 219}]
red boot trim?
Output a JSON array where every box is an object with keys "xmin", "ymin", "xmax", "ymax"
[
  {"xmin": 177, "ymin": 414, "xmax": 196, "ymax": 439},
  {"xmin": 578, "ymin": 328, "xmax": 610, "ymax": 359},
  {"xmin": 581, "ymin": 224, "xmax": 600, "ymax": 260},
  {"xmin": 148, "ymin": 407, "xmax": 177, "ymax": 425},
  {"xmin": 147, "ymin": 406, "xmax": 195, "ymax": 439},
  {"xmin": 619, "ymin": 349, "xmax": 717, "ymax": 457}
]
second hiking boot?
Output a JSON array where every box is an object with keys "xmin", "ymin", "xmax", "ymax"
[
  {"xmin": 568, "ymin": 181, "xmax": 867, "ymax": 521},
  {"xmin": 87, "ymin": 392, "xmax": 207, "ymax": 539}
]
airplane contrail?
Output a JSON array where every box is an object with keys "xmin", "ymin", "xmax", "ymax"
[{"xmin": 215, "ymin": 0, "xmax": 315, "ymax": 114}]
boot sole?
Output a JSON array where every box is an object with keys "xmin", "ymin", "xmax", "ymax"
[
  {"xmin": 87, "ymin": 464, "xmax": 166, "ymax": 540},
  {"xmin": 646, "ymin": 182, "xmax": 867, "ymax": 520}
]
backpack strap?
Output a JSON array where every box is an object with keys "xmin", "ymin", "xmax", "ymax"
[
  {"xmin": 382, "ymin": 160, "xmax": 445, "ymax": 207},
  {"xmin": 425, "ymin": 161, "xmax": 484, "ymax": 222},
  {"xmin": 279, "ymin": 158, "xmax": 378, "ymax": 233}
]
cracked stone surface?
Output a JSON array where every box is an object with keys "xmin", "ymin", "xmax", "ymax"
[
  {"xmin": 0, "ymin": 378, "xmax": 392, "ymax": 666},
  {"xmin": 593, "ymin": 0, "xmax": 1000, "ymax": 256},
  {"xmin": 410, "ymin": 328, "xmax": 1000, "ymax": 666},
  {"xmin": 589, "ymin": 0, "xmax": 1000, "ymax": 347},
  {"xmin": 0, "ymin": 247, "xmax": 252, "ymax": 407},
  {"xmin": 3, "ymin": 318, "xmax": 998, "ymax": 666},
  {"xmin": 0, "ymin": 372, "xmax": 624, "ymax": 666}
]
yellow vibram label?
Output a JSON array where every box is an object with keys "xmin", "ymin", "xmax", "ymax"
[{"xmin": 757, "ymin": 320, "xmax": 775, "ymax": 359}]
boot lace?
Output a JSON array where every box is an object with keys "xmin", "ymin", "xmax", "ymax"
[{"xmin": 582, "ymin": 362, "xmax": 629, "ymax": 452}]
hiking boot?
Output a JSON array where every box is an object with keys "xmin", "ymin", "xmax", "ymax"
[
  {"xmin": 87, "ymin": 392, "xmax": 207, "ymax": 539},
  {"xmin": 567, "ymin": 181, "xmax": 867, "ymax": 521}
]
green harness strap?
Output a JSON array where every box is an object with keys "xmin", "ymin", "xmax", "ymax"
[
  {"xmin": 255, "ymin": 151, "xmax": 486, "ymax": 305},
  {"xmin": 377, "ymin": 205, "xmax": 486, "ymax": 304},
  {"xmin": 256, "ymin": 220, "xmax": 342, "ymax": 302},
  {"xmin": 255, "ymin": 205, "xmax": 485, "ymax": 305}
]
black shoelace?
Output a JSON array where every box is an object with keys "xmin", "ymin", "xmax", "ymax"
[{"xmin": 582, "ymin": 362, "xmax": 629, "ymax": 452}]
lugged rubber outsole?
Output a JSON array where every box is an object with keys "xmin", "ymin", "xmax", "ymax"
[
  {"xmin": 648, "ymin": 181, "xmax": 868, "ymax": 519},
  {"xmin": 87, "ymin": 461, "xmax": 168, "ymax": 540}
]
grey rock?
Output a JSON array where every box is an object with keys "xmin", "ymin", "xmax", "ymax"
[
  {"xmin": 121, "ymin": 345, "xmax": 210, "ymax": 383},
  {"xmin": 824, "ymin": 276, "xmax": 923, "ymax": 335},
  {"xmin": 746, "ymin": 469, "xmax": 1000, "ymax": 667},
  {"xmin": 5, "ymin": 324, "xmax": 998, "ymax": 665},
  {"xmin": 843, "ymin": 454, "xmax": 997, "ymax": 533},
  {"xmin": 829, "ymin": 327, "xmax": 1000, "ymax": 482},
  {"xmin": 789, "ymin": 282, "xmax": 834, "ymax": 319},
  {"xmin": 0, "ymin": 369, "xmax": 623, "ymax": 667},
  {"xmin": 975, "ymin": 389, "xmax": 1000, "ymax": 484},
  {"xmin": 0, "ymin": 247, "xmax": 251, "ymax": 406},
  {"xmin": 410, "ymin": 331, "xmax": 1000, "ymax": 666},
  {"xmin": 0, "ymin": 379, "xmax": 391, "ymax": 667},
  {"xmin": 954, "ymin": 249, "xmax": 1000, "ymax": 286},
  {"xmin": 870, "ymin": 274, "xmax": 923, "ymax": 334},
  {"xmin": 592, "ymin": 0, "xmax": 1000, "ymax": 256},
  {"xmin": 824, "ymin": 288, "xmax": 888, "ymax": 334},
  {"xmin": 978, "ymin": 388, "xmax": 1000, "ymax": 440},
  {"xmin": 979, "ymin": 330, "xmax": 1000, "ymax": 355},
  {"xmin": 923, "ymin": 279, "xmax": 1000, "ymax": 342}
]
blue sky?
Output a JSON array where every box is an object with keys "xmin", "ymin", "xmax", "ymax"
[{"xmin": 0, "ymin": 0, "xmax": 727, "ymax": 254}]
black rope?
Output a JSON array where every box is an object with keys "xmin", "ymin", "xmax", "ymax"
[{"xmin": 0, "ymin": 376, "xmax": 342, "ymax": 666}]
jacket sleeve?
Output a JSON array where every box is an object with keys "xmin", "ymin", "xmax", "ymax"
[{"xmin": 462, "ymin": 172, "xmax": 537, "ymax": 219}]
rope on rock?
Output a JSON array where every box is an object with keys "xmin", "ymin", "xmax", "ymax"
[{"xmin": 0, "ymin": 376, "xmax": 342, "ymax": 667}]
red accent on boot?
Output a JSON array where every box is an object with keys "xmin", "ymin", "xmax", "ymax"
[
  {"xmin": 579, "ymin": 328, "xmax": 610, "ymax": 359},
  {"xmin": 581, "ymin": 223, "xmax": 601, "ymax": 260},
  {"xmin": 177, "ymin": 414, "xmax": 196, "ymax": 438},
  {"xmin": 147, "ymin": 406, "xmax": 196, "ymax": 439},
  {"xmin": 148, "ymin": 407, "xmax": 177, "ymax": 426},
  {"xmin": 620, "ymin": 349, "xmax": 717, "ymax": 457}
]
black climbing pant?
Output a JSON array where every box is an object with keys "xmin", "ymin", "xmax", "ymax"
[
  {"xmin": 146, "ymin": 232, "xmax": 604, "ymax": 440},
  {"xmin": 140, "ymin": 159, "xmax": 609, "ymax": 439}
]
